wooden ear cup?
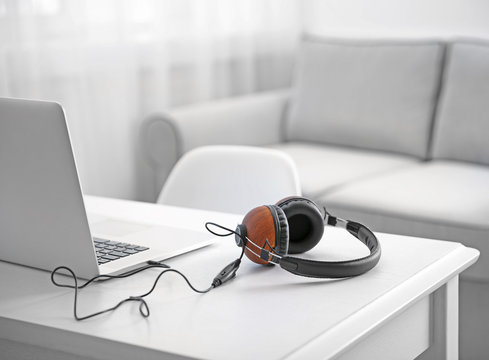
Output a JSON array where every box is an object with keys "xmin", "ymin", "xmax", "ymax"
[{"xmin": 238, "ymin": 205, "xmax": 287, "ymax": 265}]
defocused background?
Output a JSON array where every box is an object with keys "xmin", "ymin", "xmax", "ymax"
[{"xmin": 1, "ymin": 0, "xmax": 488, "ymax": 201}]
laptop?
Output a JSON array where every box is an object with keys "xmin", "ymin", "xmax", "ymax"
[{"xmin": 0, "ymin": 97, "xmax": 214, "ymax": 278}]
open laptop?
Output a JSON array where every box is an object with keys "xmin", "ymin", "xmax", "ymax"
[{"xmin": 0, "ymin": 97, "xmax": 214, "ymax": 278}]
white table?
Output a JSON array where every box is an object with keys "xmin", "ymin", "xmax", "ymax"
[{"xmin": 0, "ymin": 196, "xmax": 479, "ymax": 360}]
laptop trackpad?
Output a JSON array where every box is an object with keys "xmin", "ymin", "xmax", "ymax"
[
  {"xmin": 90, "ymin": 219, "xmax": 150, "ymax": 237},
  {"xmin": 122, "ymin": 226, "xmax": 210, "ymax": 249},
  {"xmin": 89, "ymin": 218, "xmax": 212, "ymax": 249}
]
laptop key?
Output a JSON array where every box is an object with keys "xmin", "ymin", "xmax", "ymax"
[
  {"xmin": 109, "ymin": 251, "xmax": 129, "ymax": 258},
  {"xmin": 101, "ymin": 254, "xmax": 119, "ymax": 261},
  {"xmin": 123, "ymin": 249, "xmax": 138, "ymax": 255},
  {"xmin": 135, "ymin": 246, "xmax": 149, "ymax": 251},
  {"xmin": 98, "ymin": 258, "xmax": 110, "ymax": 264}
]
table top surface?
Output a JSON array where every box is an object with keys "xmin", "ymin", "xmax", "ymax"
[{"xmin": 0, "ymin": 196, "xmax": 479, "ymax": 360}]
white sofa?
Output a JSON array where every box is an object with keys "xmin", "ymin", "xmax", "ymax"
[{"xmin": 142, "ymin": 37, "xmax": 489, "ymax": 359}]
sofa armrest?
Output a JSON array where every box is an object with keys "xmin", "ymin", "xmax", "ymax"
[{"xmin": 140, "ymin": 89, "xmax": 290, "ymax": 200}]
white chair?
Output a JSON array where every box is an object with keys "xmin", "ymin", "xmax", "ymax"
[{"xmin": 157, "ymin": 145, "xmax": 301, "ymax": 214}]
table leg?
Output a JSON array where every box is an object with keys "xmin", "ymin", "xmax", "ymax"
[
  {"xmin": 417, "ymin": 275, "xmax": 459, "ymax": 360},
  {"xmin": 445, "ymin": 276, "xmax": 459, "ymax": 360}
]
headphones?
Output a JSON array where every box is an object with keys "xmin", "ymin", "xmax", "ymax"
[{"xmin": 234, "ymin": 196, "xmax": 381, "ymax": 278}]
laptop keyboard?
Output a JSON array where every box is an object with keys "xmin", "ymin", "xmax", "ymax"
[{"xmin": 93, "ymin": 238, "xmax": 149, "ymax": 265}]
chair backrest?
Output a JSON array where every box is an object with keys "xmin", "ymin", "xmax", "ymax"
[{"xmin": 157, "ymin": 145, "xmax": 301, "ymax": 214}]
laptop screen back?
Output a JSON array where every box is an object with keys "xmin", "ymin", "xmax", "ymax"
[{"xmin": 0, "ymin": 98, "xmax": 99, "ymax": 277}]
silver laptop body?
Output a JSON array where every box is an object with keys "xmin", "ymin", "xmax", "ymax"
[{"xmin": 0, "ymin": 97, "xmax": 212, "ymax": 278}]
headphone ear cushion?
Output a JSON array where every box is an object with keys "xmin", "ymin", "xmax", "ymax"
[
  {"xmin": 269, "ymin": 205, "xmax": 289, "ymax": 256},
  {"xmin": 276, "ymin": 197, "xmax": 324, "ymax": 254}
]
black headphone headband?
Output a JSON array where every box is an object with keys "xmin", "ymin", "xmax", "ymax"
[{"xmin": 279, "ymin": 219, "xmax": 381, "ymax": 278}]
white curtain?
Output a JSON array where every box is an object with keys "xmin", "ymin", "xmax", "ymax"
[{"xmin": 0, "ymin": 0, "xmax": 301, "ymax": 200}]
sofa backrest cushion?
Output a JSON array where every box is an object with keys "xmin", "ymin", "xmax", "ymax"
[
  {"xmin": 286, "ymin": 38, "xmax": 445, "ymax": 158},
  {"xmin": 432, "ymin": 41, "xmax": 489, "ymax": 166}
]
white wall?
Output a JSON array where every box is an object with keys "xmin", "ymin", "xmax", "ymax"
[
  {"xmin": 0, "ymin": 1, "xmax": 302, "ymax": 202},
  {"xmin": 302, "ymin": 0, "xmax": 489, "ymax": 39}
]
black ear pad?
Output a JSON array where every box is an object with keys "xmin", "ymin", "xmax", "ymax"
[
  {"xmin": 267, "ymin": 205, "xmax": 289, "ymax": 256},
  {"xmin": 276, "ymin": 197, "xmax": 324, "ymax": 254}
]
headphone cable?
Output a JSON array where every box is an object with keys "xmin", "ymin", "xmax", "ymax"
[{"xmin": 51, "ymin": 225, "xmax": 246, "ymax": 321}]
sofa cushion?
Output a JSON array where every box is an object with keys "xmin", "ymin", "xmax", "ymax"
[
  {"xmin": 286, "ymin": 38, "xmax": 444, "ymax": 158},
  {"xmin": 319, "ymin": 161, "xmax": 489, "ymax": 280},
  {"xmin": 268, "ymin": 142, "xmax": 419, "ymax": 199},
  {"xmin": 432, "ymin": 41, "xmax": 489, "ymax": 166}
]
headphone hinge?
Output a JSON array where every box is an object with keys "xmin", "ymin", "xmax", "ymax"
[
  {"xmin": 259, "ymin": 248, "xmax": 280, "ymax": 264},
  {"xmin": 325, "ymin": 214, "xmax": 337, "ymax": 226},
  {"xmin": 346, "ymin": 221, "xmax": 361, "ymax": 235}
]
